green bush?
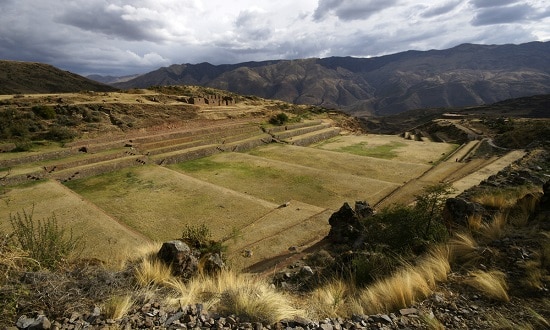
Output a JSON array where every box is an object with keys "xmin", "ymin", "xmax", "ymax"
[
  {"xmin": 363, "ymin": 183, "xmax": 452, "ymax": 254},
  {"xmin": 45, "ymin": 126, "xmax": 77, "ymax": 142},
  {"xmin": 269, "ymin": 113, "xmax": 289, "ymax": 126},
  {"xmin": 181, "ymin": 224, "xmax": 226, "ymax": 255},
  {"xmin": 8, "ymin": 208, "xmax": 81, "ymax": 269},
  {"xmin": 31, "ymin": 105, "xmax": 56, "ymax": 119}
]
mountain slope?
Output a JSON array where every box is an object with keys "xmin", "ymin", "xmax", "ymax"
[
  {"xmin": 0, "ymin": 61, "xmax": 117, "ymax": 94},
  {"xmin": 113, "ymin": 41, "xmax": 550, "ymax": 116}
]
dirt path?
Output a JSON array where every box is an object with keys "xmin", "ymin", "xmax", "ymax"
[{"xmin": 375, "ymin": 149, "xmax": 525, "ymax": 209}]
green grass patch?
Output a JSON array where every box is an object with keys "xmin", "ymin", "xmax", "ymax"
[{"xmin": 336, "ymin": 141, "xmax": 406, "ymax": 159}]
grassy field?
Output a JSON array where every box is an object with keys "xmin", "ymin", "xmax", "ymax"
[
  {"xmin": 1, "ymin": 133, "xmax": 461, "ymax": 267},
  {"xmin": 247, "ymin": 144, "xmax": 431, "ymax": 184},
  {"xmin": 170, "ymin": 152, "xmax": 399, "ymax": 210},
  {"xmin": 0, "ymin": 180, "xmax": 147, "ymax": 262},
  {"xmin": 64, "ymin": 165, "xmax": 276, "ymax": 242},
  {"xmin": 313, "ymin": 135, "xmax": 457, "ymax": 164}
]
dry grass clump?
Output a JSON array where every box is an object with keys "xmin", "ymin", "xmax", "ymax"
[
  {"xmin": 463, "ymin": 270, "xmax": 509, "ymax": 302},
  {"xmin": 448, "ymin": 232, "xmax": 481, "ymax": 266},
  {"xmin": 167, "ymin": 270, "xmax": 302, "ymax": 324},
  {"xmin": 103, "ymin": 295, "xmax": 134, "ymax": 320},
  {"xmin": 310, "ymin": 280, "xmax": 352, "ymax": 317},
  {"xmin": 467, "ymin": 213, "xmax": 483, "ymax": 231},
  {"xmin": 133, "ymin": 243, "xmax": 174, "ymax": 287},
  {"xmin": 478, "ymin": 212, "xmax": 508, "ymax": 242},
  {"xmin": 312, "ymin": 245, "xmax": 451, "ymax": 316}
]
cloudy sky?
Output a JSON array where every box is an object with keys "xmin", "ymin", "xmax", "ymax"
[{"xmin": 0, "ymin": 0, "xmax": 549, "ymax": 76}]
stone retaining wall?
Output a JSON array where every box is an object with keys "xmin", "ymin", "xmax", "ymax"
[
  {"xmin": 274, "ymin": 123, "xmax": 332, "ymax": 140},
  {"xmin": 264, "ymin": 120, "xmax": 323, "ymax": 134},
  {"xmin": 289, "ymin": 128, "xmax": 341, "ymax": 146}
]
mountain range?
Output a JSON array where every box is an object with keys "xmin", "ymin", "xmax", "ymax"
[{"xmin": 108, "ymin": 41, "xmax": 550, "ymax": 116}]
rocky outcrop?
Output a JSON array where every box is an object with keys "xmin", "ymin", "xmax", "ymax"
[
  {"xmin": 442, "ymin": 198, "xmax": 485, "ymax": 230},
  {"xmin": 157, "ymin": 240, "xmax": 199, "ymax": 279}
]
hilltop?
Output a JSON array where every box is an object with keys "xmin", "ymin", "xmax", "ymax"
[{"xmin": 0, "ymin": 61, "xmax": 116, "ymax": 94}]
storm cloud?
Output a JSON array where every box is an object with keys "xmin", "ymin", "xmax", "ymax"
[{"xmin": 0, "ymin": 0, "xmax": 548, "ymax": 76}]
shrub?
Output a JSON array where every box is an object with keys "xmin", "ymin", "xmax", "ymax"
[
  {"xmin": 8, "ymin": 208, "xmax": 81, "ymax": 269},
  {"xmin": 45, "ymin": 126, "xmax": 77, "ymax": 142},
  {"xmin": 269, "ymin": 113, "xmax": 289, "ymax": 126},
  {"xmin": 31, "ymin": 105, "xmax": 56, "ymax": 119},
  {"xmin": 181, "ymin": 224, "xmax": 226, "ymax": 255}
]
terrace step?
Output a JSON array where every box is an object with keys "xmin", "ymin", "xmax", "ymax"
[
  {"xmin": 150, "ymin": 133, "xmax": 273, "ymax": 165},
  {"xmin": 271, "ymin": 122, "xmax": 333, "ymax": 140},
  {"xmin": 49, "ymin": 155, "xmax": 148, "ymax": 183},
  {"xmin": 285, "ymin": 127, "xmax": 342, "ymax": 146}
]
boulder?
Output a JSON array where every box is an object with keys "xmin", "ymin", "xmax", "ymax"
[
  {"xmin": 354, "ymin": 200, "xmax": 374, "ymax": 220},
  {"xmin": 443, "ymin": 198, "xmax": 485, "ymax": 231},
  {"xmin": 157, "ymin": 240, "xmax": 198, "ymax": 279},
  {"xmin": 327, "ymin": 202, "xmax": 365, "ymax": 244}
]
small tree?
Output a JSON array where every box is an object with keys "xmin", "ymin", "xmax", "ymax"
[
  {"xmin": 414, "ymin": 182, "xmax": 455, "ymax": 239},
  {"xmin": 9, "ymin": 207, "xmax": 81, "ymax": 269}
]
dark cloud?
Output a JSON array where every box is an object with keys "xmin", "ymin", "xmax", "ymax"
[
  {"xmin": 471, "ymin": 3, "xmax": 534, "ymax": 26},
  {"xmin": 234, "ymin": 10, "xmax": 272, "ymax": 41},
  {"xmin": 313, "ymin": 0, "xmax": 398, "ymax": 22},
  {"xmin": 420, "ymin": 1, "xmax": 461, "ymax": 18},
  {"xmin": 470, "ymin": 0, "xmax": 519, "ymax": 8},
  {"xmin": 56, "ymin": 3, "xmax": 164, "ymax": 42}
]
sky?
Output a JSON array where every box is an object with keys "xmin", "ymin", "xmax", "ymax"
[{"xmin": 0, "ymin": 0, "xmax": 549, "ymax": 76}]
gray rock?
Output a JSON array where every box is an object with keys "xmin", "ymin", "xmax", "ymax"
[{"xmin": 157, "ymin": 240, "xmax": 198, "ymax": 278}]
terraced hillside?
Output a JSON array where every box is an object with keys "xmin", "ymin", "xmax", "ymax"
[{"xmin": 0, "ymin": 90, "xmax": 528, "ymax": 272}]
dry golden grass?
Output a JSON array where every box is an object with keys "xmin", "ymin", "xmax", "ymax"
[
  {"xmin": 479, "ymin": 212, "xmax": 508, "ymax": 242},
  {"xmin": 310, "ymin": 280, "xmax": 352, "ymax": 318},
  {"xmin": 520, "ymin": 260, "xmax": 544, "ymax": 291},
  {"xmin": 471, "ymin": 194, "xmax": 516, "ymax": 209},
  {"xmin": 463, "ymin": 270, "xmax": 509, "ymax": 302},
  {"xmin": 420, "ymin": 314, "xmax": 446, "ymax": 330},
  {"xmin": 103, "ymin": 295, "xmax": 134, "ymax": 320},
  {"xmin": 166, "ymin": 270, "xmax": 302, "ymax": 323},
  {"xmin": 133, "ymin": 243, "xmax": 174, "ymax": 287},
  {"xmin": 346, "ymin": 245, "xmax": 450, "ymax": 315},
  {"xmin": 467, "ymin": 213, "xmax": 483, "ymax": 231},
  {"xmin": 448, "ymin": 232, "xmax": 481, "ymax": 266},
  {"xmin": 526, "ymin": 306, "xmax": 550, "ymax": 328}
]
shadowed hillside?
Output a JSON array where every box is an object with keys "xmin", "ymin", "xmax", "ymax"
[
  {"xmin": 0, "ymin": 61, "xmax": 117, "ymax": 94},
  {"xmin": 111, "ymin": 41, "xmax": 550, "ymax": 116}
]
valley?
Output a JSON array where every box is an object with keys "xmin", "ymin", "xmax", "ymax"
[{"xmin": 0, "ymin": 89, "xmax": 529, "ymax": 272}]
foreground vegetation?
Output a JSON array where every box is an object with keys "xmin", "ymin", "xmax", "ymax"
[{"xmin": 2, "ymin": 173, "xmax": 549, "ymax": 328}]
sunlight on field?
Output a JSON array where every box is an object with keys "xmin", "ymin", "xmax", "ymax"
[
  {"xmin": 64, "ymin": 165, "xmax": 275, "ymax": 242},
  {"xmin": 0, "ymin": 180, "xmax": 146, "ymax": 262},
  {"xmin": 313, "ymin": 135, "xmax": 457, "ymax": 164},
  {"xmin": 247, "ymin": 144, "xmax": 430, "ymax": 184},
  {"xmin": 171, "ymin": 152, "xmax": 399, "ymax": 210}
]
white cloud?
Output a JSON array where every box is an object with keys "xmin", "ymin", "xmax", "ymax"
[{"xmin": 0, "ymin": 0, "xmax": 547, "ymax": 75}]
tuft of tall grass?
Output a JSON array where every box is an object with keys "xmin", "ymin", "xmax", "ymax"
[
  {"xmin": 463, "ymin": 270, "xmax": 509, "ymax": 302},
  {"xmin": 448, "ymin": 232, "xmax": 481, "ymax": 266},
  {"xmin": 310, "ymin": 280, "xmax": 352, "ymax": 318},
  {"xmin": 353, "ymin": 245, "xmax": 450, "ymax": 315},
  {"xmin": 103, "ymin": 295, "xmax": 134, "ymax": 320},
  {"xmin": 167, "ymin": 270, "xmax": 302, "ymax": 324},
  {"xmin": 479, "ymin": 212, "xmax": 508, "ymax": 242},
  {"xmin": 133, "ymin": 245, "xmax": 174, "ymax": 287}
]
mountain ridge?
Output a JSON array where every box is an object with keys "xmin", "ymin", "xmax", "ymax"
[
  {"xmin": 110, "ymin": 41, "xmax": 550, "ymax": 116},
  {"xmin": 0, "ymin": 60, "xmax": 116, "ymax": 94}
]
